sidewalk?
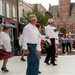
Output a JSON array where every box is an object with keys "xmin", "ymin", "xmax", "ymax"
[{"xmin": 0, "ymin": 55, "xmax": 75, "ymax": 75}]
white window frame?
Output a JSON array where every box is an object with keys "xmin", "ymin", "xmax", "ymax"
[
  {"xmin": 6, "ymin": 3, "xmax": 11, "ymax": 18},
  {"xmin": 13, "ymin": 6, "xmax": 16, "ymax": 18},
  {"xmin": 0, "ymin": 0, "xmax": 3, "ymax": 16}
]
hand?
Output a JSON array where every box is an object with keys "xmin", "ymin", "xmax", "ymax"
[
  {"xmin": 20, "ymin": 45, "xmax": 22, "ymax": 48},
  {"xmin": 3, "ymin": 47, "xmax": 6, "ymax": 51},
  {"xmin": 36, "ymin": 49, "xmax": 38, "ymax": 54},
  {"xmin": 49, "ymin": 43, "xmax": 51, "ymax": 46},
  {"xmin": 45, "ymin": 36, "xmax": 49, "ymax": 39},
  {"xmin": 25, "ymin": 49, "xmax": 30, "ymax": 54}
]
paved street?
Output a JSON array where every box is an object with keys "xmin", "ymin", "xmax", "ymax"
[{"xmin": 0, "ymin": 55, "xmax": 75, "ymax": 75}]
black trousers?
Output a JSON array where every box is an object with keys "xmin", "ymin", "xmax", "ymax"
[
  {"xmin": 62, "ymin": 43, "xmax": 65, "ymax": 53},
  {"xmin": 45, "ymin": 38, "xmax": 55, "ymax": 64},
  {"xmin": 67, "ymin": 42, "xmax": 71, "ymax": 52}
]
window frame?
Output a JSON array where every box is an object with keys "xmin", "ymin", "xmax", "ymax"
[
  {"xmin": 6, "ymin": 2, "xmax": 11, "ymax": 18},
  {"xmin": 13, "ymin": 6, "xmax": 17, "ymax": 18},
  {"xmin": 0, "ymin": 0, "xmax": 4, "ymax": 16}
]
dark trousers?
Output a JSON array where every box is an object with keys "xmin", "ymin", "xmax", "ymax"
[
  {"xmin": 26, "ymin": 43, "xmax": 39, "ymax": 75},
  {"xmin": 62, "ymin": 43, "xmax": 65, "ymax": 53},
  {"xmin": 67, "ymin": 42, "xmax": 71, "ymax": 52},
  {"xmin": 45, "ymin": 38, "xmax": 55, "ymax": 64}
]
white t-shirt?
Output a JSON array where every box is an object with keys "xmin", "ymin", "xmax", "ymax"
[{"xmin": 0, "ymin": 31, "xmax": 11, "ymax": 52}]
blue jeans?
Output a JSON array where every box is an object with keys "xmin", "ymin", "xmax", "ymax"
[{"xmin": 26, "ymin": 43, "xmax": 39, "ymax": 75}]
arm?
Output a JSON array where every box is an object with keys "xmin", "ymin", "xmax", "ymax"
[
  {"xmin": 22, "ymin": 27, "xmax": 30, "ymax": 54},
  {"xmin": 0, "ymin": 32, "xmax": 6, "ymax": 50}
]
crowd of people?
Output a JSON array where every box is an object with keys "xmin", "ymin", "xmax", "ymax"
[{"xmin": 0, "ymin": 14, "xmax": 71, "ymax": 75}]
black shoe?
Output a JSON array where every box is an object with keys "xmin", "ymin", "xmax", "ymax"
[
  {"xmin": 21, "ymin": 58, "xmax": 26, "ymax": 61},
  {"xmin": 62, "ymin": 52, "xmax": 65, "ymax": 53},
  {"xmin": 1, "ymin": 68, "xmax": 9, "ymax": 72},
  {"xmin": 50, "ymin": 63, "xmax": 57, "ymax": 66},
  {"xmin": 44, "ymin": 61, "xmax": 50, "ymax": 65},
  {"xmin": 38, "ymin": 71, "xmax": 41, "ymax": 74}
]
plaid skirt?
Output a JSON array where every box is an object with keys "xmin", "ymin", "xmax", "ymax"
[{"xmin": 0, "ymin": 49, "xmax": 12, "ymax": 60}]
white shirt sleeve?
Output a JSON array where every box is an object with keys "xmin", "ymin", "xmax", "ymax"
[
  {"xmin": 45, "ymin": 27, "xmax": 51, "ymax": 43},
  {"xmin": 38, "ymin": 32, "xmax": 45, "ymax": 40},
  {"xmin": 0, "ymin": 32, "xmax": 4, "ymax": 45},
  {"xmin": 22, "ymin": 26, "xmax": 30, "ymax": 50}
]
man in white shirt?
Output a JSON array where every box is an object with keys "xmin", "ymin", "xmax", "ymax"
[
  {"xmin": 44, "ymin": 19, "xmax": 57, "ymax": 66},
  {"xmin": 22, "ymin": 14, "xmax": 49, "ymax": 75}
]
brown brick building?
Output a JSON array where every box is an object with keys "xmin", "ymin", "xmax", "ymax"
[
  {"xmin": 0, "ymin": 0, "xmax": 18, "ymax": 49},
  {"xmin": 49, "ymin": 0, "xmax": 75, "ymax": 34}
]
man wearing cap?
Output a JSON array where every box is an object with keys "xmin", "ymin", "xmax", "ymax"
[
  {"xmin": 22, "ymin": 14, "xmax": 49, "ymax": 75},
  {"xmin": 44, "ymin": 19, "xmax": 57, "ymax": 66}
]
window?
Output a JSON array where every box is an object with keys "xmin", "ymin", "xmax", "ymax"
[
  {"xmin": 54, "ymin": 16, "xmax": 57, "ymax": 21},
  {"xmin": 13, "ymin": 7, "xmax": 16, "ymax": 18},
  {"xmin": 63, "ymin": 1, "xmax": 65, "ymax": 3},
  {"xmin": 72, "ymin": 14, "xmax": 75, "ymax": 19},
  {"xmin": 7, "ymin": 3, "xmax": 11, "ymax": 18},
  {"xmin": 69, "ymin": 17, "xmax": 71, "ymax": 19},
  {"xmin": 57, "ymin": 24, "xmax": 60, "ymax": 30},
  {"xmin": 63, "ymin": 15, "xmax": 65, "ymax": 20},
  {"xmin": 22, "ymin": 9, "xmax": 25, "ymax": 14},
  {"xmin": 0, "ymin": 0, "xmax": 3, "ymax": 15},
  {"xmin": 63, "ymin": 23, "xmax": 66, "ymax": 28},
  {"xmin": 63, "ymin": 8, "xmax": 65, "ymax": 10},
  {"xmin": 70, "ymin": 23, "xmax": 73, "ymax": 30}
]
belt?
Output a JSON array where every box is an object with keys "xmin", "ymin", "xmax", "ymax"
[
  {"xmin": 27, "ymin": 43, "xmax": 37, "ymax": 45},
  {"xmin": 50, "ymin": 38, "xmax": 55, "ymax": 40}
]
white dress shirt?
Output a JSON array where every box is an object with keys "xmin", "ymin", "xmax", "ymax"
[
  {"xmin": 19, "ymin": 34, "xmax": 22, "ymax": 46},
  {"xmin": 0, "ymin": 31, "xmax": 11, "ymax": 52},
  {"xmin": 45, "ymin": 25, "xmax": 56, "ymax": 43},
  {"xmin": 22, "ymin": 23, "xmax": 45, "ymax": 50}
]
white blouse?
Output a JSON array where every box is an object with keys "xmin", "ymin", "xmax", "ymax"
[{"xmin": 0, "ymin": 31, "xmax": 11, "ymax": 52}]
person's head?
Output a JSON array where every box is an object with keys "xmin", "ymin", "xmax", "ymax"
[
  {"xmin": 3, "ymin": 26, "xmax": 10, "ymax": 33},
  {"xmin": 66, "ymin": 35, "xmax": 69, "ymax": 38},
  {"xmin": 63, "ymin": 34, "xmax": 66, "ymax": 38},
  {"xmin": 36, "ymin": 23, "xmax": 41, "ymax": 32},
  {"xmin": 54, "ymin": 29, "xmax": 58, "ymax": 32},
  {"xmin": 69, "ymin": 36, "xmax": 71, "ymax": 38},
  {"xmin": 48, "ymin": 19, "xmax": 54, "ymax": 26},
  {"xmin": 29, "ymin": 14, "xmax": 37, "ymax": 25}
]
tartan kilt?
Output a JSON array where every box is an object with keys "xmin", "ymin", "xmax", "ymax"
[{"xmin": 0, "ymin": 49, "xmax": 12, "ymax": 60}]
